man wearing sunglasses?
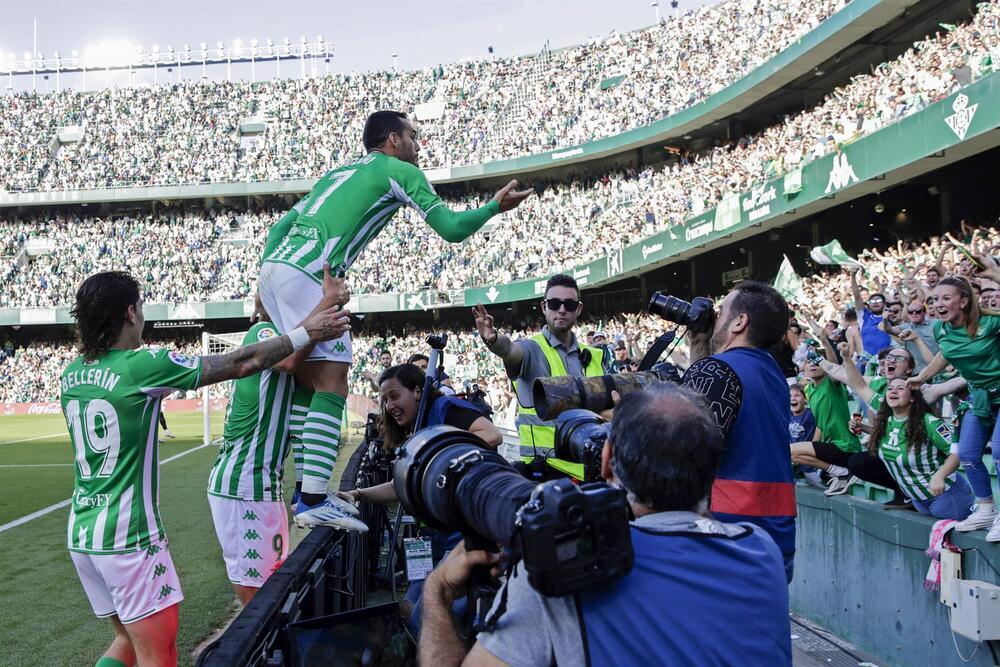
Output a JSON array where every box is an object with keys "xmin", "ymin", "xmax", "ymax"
[
  {"xmin": 880, "ymin": 300, "xmax": 940, "ymax": 373},
  {"xmin": 473, "ymin": 273, "xmax": 604, "ymax": 480},
  {"xmin": 849, "ymin": 269, "xmax": 891, "ymax": 360}
]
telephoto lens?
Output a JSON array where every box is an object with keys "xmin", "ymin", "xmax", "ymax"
[
  {"xmin": 647, "ymin": 292, "xmax": 716, "ymax": 333},
  {"xmin": 392, "ymin": 425, "xmax": 535, "ymax": 544},
  {"xmin": 554, "ymin": 410, "xmax": 608, "ymax": 464}
]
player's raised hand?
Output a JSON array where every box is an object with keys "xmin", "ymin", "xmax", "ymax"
[
  {"xmin": 303, "ymin": 304, "xmax": 351, "ymax": 342},
  {"xmin": 250, "ymin": 292, "xmax": 266, "ymax": 323},
  {"xmin": 320, "ymin": 262, "xmax": 351, "ymax": 307},
  {"xmin": 472, "ymin": 304, "xmax": 496, "ymax": 342},
  {"xmin": 492, "ymin": 180, "xmax": 534, "ymax": 212}
]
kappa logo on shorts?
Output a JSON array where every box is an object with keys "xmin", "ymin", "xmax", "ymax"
[
  {"xmin": 152, "ymin": 564, "xmax": 168, "ymax": 579},
  {"xmin": 243, "ymin": 510, "xmax": 259, "ymax": 521},
  {"xmin": 245, "ymin": 568, "xmax": 263, "ymax": 579},
  {"xmin": 244, "ymin": 549, "xmax": 262, "ymax": 560},
  {"xmin": 145, "ymin": 545, "xmax": 162, "ymax": 558},
  {"xmin": 333, "ymin": 341, "xmax": 347, "ymax": 353},
  {"xmin": 244, "ymin": 529, "xmax": 261, "ymax": 540},
  {"xmin": 157, "ymin": 585, "xmax": 176, "ymax": 600}
]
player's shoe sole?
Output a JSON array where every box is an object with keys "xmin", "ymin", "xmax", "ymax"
[{"xmin": 293, "ymin": 496, "xmax": 368, "ymax": 532}]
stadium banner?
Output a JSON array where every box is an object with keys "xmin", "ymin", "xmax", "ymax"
[{"xmin": 0, "ymin": 398, "xmax": 223, "ymax": 416}]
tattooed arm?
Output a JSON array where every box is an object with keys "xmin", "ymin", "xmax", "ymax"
[{"xmin": 198, "ymin": 305, "xmax": 350, "ymax": 387}]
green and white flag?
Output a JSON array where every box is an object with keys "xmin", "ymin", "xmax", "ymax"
[
  {"xmin": 810, "ymin": 239, "xmax": 863, "ymax": 268},
  {"xmin": 774, "ymin": 255, "xmax": 806, "ymax": 303},
  {"xmin": 783, "ymin": 167, "xmax": 803, "ymax": 194}
]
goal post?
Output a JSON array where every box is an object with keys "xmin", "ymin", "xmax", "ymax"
[{"xmin": 201, "ymin": 330, "xmax": 248, "ymax": 446}]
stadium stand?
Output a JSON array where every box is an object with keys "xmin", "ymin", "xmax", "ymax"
[
  {"xmin": 2, "ymin": 1, "xmax": 997, "ymax": 309},
  {"xmin": 0, "ymin": 0, "xmax": 849, "ymax": 192}
]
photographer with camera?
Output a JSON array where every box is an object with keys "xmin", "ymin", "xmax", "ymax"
[
  {"xmin": 338, "ymin": 363, "xmax": 500, "ymax": 629},
  {"xmin": 680, "ymin": 281, "xmax": 797, "ymax": 582},
  {"xmin": 418, "ymin": 383, "xmax": 792, "ymax": 666},
  {"xmin": 473, "ymin": 274, "xmax": 604, "ymax": 481}
]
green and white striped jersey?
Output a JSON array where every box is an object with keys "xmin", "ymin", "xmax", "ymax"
[
  {"xmin": 61, "ymin": 347, "xmax": 203, "ymax": 554},
  {"xmin": 876, "ymin": 413, "xmax": 955, "ymax": 502},
  {"xmin": 207, "ymin": 323, "xmax": 294, "ymax": 502},
  {"xmin": 262, "ymin": 151, "xmax": 498, "ymax": 281}
]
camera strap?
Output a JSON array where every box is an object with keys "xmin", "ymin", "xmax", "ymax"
[
  {"xmin": 637, "ymin": 329, "xmax": 679, "ymax": 372},
  {"xmin": 478, "ymin": 559, "xmax": 517, "ymax": 633}
]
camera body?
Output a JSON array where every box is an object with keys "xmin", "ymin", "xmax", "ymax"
[
  {"xmin": 392, "ymin": 425, "xmax": 633, "ymax": 597},
  {"xmin": 364, "ymin": 412, "xmax": 384, "ymax": 449},
  {"xmin": 516, "ymin": 478, "xmax": 633, "ymax": 598},
  {"xmin": 648, "ymin": 292, "xmax": 716, "ymax": 334}
]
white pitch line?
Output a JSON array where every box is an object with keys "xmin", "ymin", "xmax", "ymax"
[
  {"xmin": 0, "ymin": 432, "xmax": 67, "ymax": 446},
  {"xmin": 0, "ymin": 442, "xmax": 211, "ymax": 534}
]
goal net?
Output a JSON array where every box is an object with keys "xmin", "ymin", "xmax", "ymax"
[{"xmin": 201, "ymin": 331, "xmax": 247, "ymax": 446}]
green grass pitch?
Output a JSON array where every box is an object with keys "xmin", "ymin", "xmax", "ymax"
[{"xmin": 0, "ymin": 409, "xmax": 363, "ymax": 666}]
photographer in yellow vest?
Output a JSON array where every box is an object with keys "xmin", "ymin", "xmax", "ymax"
[{"xmin": 473, "ymin": 274, "xmax": 604, "ymax": 480}]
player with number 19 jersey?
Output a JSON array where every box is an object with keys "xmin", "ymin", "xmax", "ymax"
[{"xmin": 62, "ymin": 347, "xmax": 202, "ymax": 554}]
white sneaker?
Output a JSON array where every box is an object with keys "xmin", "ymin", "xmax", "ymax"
[
  {"xmin": 163, "ymin": 430, "xmax": 176, "ymax": 439},
  {"xmin": 986, "ymin": 515, "xmax": 1000, "ymax": 543},
  {"xmin": 957, "ymin": 502, "xmax": 999, "ymax": 532},
  {"xmin": 294, "ymin": 493, "xmax": 368, "ymax": 532},
  {"xmin": 824, "ymin": 475, "xmax": 856, "ymax": 497}
]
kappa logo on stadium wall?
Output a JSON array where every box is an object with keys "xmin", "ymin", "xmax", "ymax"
[
  {"xmin": 944, "ymin": 94, "xmax": 978, "ymax": 141},
  {"xmin": 824, "ymin": 153, "xmax": 859, "ymax": 194}
]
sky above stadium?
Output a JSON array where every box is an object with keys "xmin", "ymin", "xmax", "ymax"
[{"xmin": 0, "ymin": 0, "xmax": 719, "ymax": 90}]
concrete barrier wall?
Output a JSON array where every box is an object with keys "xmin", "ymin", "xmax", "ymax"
[{"xmin": 791, "ymin": 488, "xmax": 1000, "ymax": 666}]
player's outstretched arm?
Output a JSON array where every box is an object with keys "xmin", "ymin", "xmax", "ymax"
[{"xmin": 199, "ymin": 305, "xmax": 350, "ymax": 387}]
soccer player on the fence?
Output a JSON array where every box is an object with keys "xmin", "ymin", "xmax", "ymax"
[
  {"xmin": 258, "ymin": 110, "xmax": 533, "ymax": 527},
  {"xmin": 207, "ymin": 266, "xmax": 364, "ymax": 607},
  {"xmin": 62, "ymin": 271, "xmax": 349, "ymax": 667}
]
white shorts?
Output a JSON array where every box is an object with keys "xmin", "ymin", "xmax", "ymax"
[
  {"xmin": 208, "ymin": 494, "xmax": 289, "ymax": 588},
  {"xmin": 258, "ymin": 261, "xmax": 352, "ymax": 363},
  {"xmin": 70, "ymin": 540, "xmax": 183, "ymax": 624}
]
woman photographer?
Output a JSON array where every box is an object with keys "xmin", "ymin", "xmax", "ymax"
[
  {"xmin": 339, "ymin": 363, "xmax": 501, "ymax": 507},
  {"xmin": 909, "ymin": 275, "xmax": 1000, "ymax": 537},
  {"xmin": 338, "ymin": 363, "xmax": 500, "ymax": 632},
  {"xmin": 867, "ymin": 379, "xmax": 971, "ymax": 520}
]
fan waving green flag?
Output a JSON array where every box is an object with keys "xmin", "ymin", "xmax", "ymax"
[
  {"xmin": 774, "ymin": 255, "xmax": 806, "ymax": 304},
  {"xmin": 810, "ymin": 239, "xmax": 863, "ymax": 268}
]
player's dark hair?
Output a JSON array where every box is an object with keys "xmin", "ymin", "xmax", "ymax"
[
  {"xmin": 544, "ymin": 273, "xmax": 580, "ymax": 299},
  {"xmin": 71, "ymin": 271, "xmax": 142, "ymax": 361},
  {"xmin": 728, "ymin": 280, "xmax": 789, "ymax": 349},
  {"xmin": 363, "ymin": 111, "xmax": 409, "ymax": 151}
]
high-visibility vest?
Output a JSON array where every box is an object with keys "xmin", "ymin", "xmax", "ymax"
[{"xmin": 515, "ymin": 332, "xmax": 604, "ymax": 479}]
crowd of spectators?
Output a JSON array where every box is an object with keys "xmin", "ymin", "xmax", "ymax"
[
  {"xmin": 2, "ymin": 1, "xmax": 997, "ymax": 308},
  {"xmin": 0, "ymin": 0, "xmax": 850, "ymax": 192}
]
